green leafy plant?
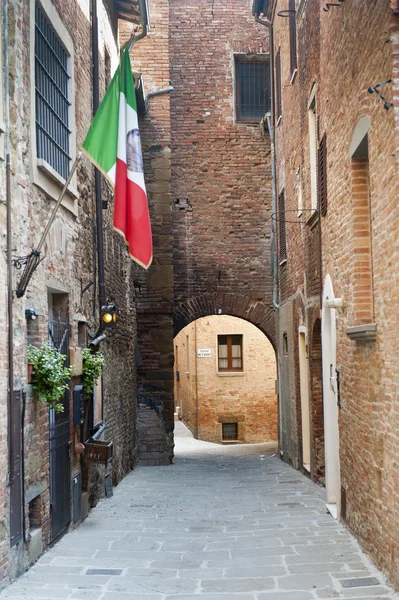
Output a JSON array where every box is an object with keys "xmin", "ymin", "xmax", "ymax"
[
  {"xmin": 82, "ymin": 349, "xmax": 104, "ymax": 394},
  {"xmin": 27, "ymin": 343, "xmax": 73, "ymax": 413}
]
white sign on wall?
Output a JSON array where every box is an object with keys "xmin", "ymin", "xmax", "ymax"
[{"xmin": 197, "ymin": 348, "xmax": 212, "ymax": 358}]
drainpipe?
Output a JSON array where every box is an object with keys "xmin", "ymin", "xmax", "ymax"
[
  {"xmin": 4, "ymin": 0, "xmax": 13, "ymax": 482},
  {"xmin": 255, "ymin": 14, "xmax": 278, "ymax": 309},
  {"xmin": 91, "ymin": 0, "xmax": 106, "ymax": 315}
]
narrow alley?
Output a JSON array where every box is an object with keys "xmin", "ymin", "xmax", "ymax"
[{"xmin": 1, "ymin": 423, "xmax": 397, "ymax": 600}]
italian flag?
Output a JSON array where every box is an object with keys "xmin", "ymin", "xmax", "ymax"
[{"xmin": 82, "ymin": 48, "xmax": 152, "ymax": 269}]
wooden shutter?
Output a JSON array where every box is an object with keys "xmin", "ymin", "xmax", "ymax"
[
  {"xmin": 275, "ymin": 48, "xmax": 282, "ymax": 119},
  {"xmin": 278, "ymin": 190, "xmax": 287, "ymax": 262},
  {"xmin": 289, "ymin": 0, "xmax": 297, "ymax": 76},
  {"xmin": 318, "ymin": 133, "xmax": 327, "ymax": 216}
]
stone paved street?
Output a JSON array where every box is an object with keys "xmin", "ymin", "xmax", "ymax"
[{"xmin": 1, "ymin": 422, "xmax": 398, "ymax": 600}]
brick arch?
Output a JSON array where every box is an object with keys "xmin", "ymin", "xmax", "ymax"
[{"xmin": 174, "ymin": 293, "xmax": 276, "ymax": 350}]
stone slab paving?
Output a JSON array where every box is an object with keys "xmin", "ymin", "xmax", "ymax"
[{"xmin": 1, "ymin": 422, "xmax": 398, "ymax": 600}]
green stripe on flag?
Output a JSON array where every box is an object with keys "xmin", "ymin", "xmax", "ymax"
[
  {"xmin": 120, "ymin": 47, "xmax": 137, "ymax": 110},
  {"xmin": 82, "ymin": 68, "xmax": 119, "ymax": 179}
]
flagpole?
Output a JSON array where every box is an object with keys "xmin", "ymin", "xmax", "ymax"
[{"xmin": 36, "ymin": 153, "xmax": 81, "ymax": 253}]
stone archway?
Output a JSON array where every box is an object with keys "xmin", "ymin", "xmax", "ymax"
[{"xmin": 174, "ymin": 293, "xmax": 276, "ymax": 350}]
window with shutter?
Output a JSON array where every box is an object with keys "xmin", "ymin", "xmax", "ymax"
[
  {"xmin": 278, "ymin": 190, "xmax": 287, "ymax": 262},
  {"xmin": 275, "ymin": 48, "xmax": 282, "ymax": 121},
  {"xmin": 318, "ymin": 133, "xmax": 327, "ymax": 216},
  {"xmin": 308, "ymin": 96, "xmax": 318, "ymax": 211},
  {"xmin": 289, "ymin": 0, "xmax": 297, "ymax": 78}
]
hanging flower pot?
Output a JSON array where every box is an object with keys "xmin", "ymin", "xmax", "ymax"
[{"xmin": 27, "ymin": 343, "xmax": 73, "ymax": 413}]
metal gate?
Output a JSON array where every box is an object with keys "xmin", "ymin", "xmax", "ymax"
[{"xmin": 49, "ymin": 319, "xmax": 71, "ymax": 541}]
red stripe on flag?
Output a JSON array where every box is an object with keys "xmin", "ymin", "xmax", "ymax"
[{"xmin": 113, "ymin": 158, "xmax": 152, "ymax": 268}]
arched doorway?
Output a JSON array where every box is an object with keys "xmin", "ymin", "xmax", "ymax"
[
  {"xmin": 322, "ymin": 275, "xmax": 340, "ymax": 518},
  {"xmin": 174, "ymin": 315, "xmax": 278, "ymax": 445},
  {"xmin": 310, "ymin": 318, "xmax": 324, "ymax": 481},
  {"xmin": 298, "ymin": 327, "xmax": 310, "ymax": 471}
]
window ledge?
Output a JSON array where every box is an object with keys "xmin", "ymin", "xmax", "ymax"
[
  {"xmin": 37, "ymin": 159, "xmax": 78, "ymax": 198},
  {"xmin": 290, "ymin": 68, "xmax": 298, "ymax": 85},
  {"xmin": 217, "ymin": 372, "xmax": 245, "ymax": 377},
  {"xmin": 279, "ymin": 258, "xmax": 287, "ymax": 267},
  {"xmin": 346, "ymin": 323, "xmax": 377, "ymax": 342},
  {"xmin": 35, "ymin": 159, "xmax": 78, "ymax": 216}
]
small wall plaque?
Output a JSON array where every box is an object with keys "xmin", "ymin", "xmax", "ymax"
[{"xmin": 197, "ymin": 348, "xmax": 212, "ymax": 358}]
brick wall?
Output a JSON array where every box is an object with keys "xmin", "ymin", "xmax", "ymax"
[
  {"xmin": 174, "ymin": 315, "xmax": 278, "ymax": 444},
  {"xmin": 270, "ymin": 0, "xmax": 399, "ymax": 589},
  {"xmin": 170, "ymin": 0, "xmax": 275, "ymax": 346},
  {"xmin": 119, "ymin": 0, "xmax": 175, "ymax": 466}
]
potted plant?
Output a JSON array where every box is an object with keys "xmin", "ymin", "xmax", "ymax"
[
  {"xmin": 82, "ymin": 348, "xmax": 104, "ymax": 396},
  {"xmin": 27, "ymin": 343, "xmax": 73, "ymax": 413}
]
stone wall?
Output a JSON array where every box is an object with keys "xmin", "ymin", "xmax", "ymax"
[
  {"xmin": 0, "ymin": 0, "xmax": 140, "ymax": 583},
  {"xmin": 174, "ymin": 315, "xmax": 278, "ymax": 444}
]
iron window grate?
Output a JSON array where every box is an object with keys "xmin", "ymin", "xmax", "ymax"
[
  {"xmin": 235, "ymin": 58, "xmax": 271, "ymax": 122},
  {"xmin": 222, "ymin": 423, "xmax": 238, "ymax": 441},
  {"xmin": 35, "ymin": 3, "xmax": 71, "ymax": 180}
]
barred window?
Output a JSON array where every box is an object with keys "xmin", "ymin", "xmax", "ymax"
[
  {"xmin": 235, "ymin": 56, "xmax": 271, "ymax": 123},
  {"xmin": 35, "ymin": 3, "xmax": 71, "ymax": 180}
]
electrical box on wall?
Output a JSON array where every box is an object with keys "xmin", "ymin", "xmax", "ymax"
[{"xmin": 73, "ymin": 385, "xmax": 84, "ymax": 425}]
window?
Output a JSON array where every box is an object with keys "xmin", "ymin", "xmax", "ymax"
[
  {"xmin": 275, "ymin": 48, "xmax": 282, "ymax": 121},
  {"xmin": 308, "ymin": 94, "xmax": 318, "ymax": 211},
  {"xmin": 218, "ymin": 335, "xmax": 243, "ymax": 372},
  {"xmin": 318, "ymin": 133, "xmax": 327, "ymax": 216},
  {"xmin": 349, "ymin": 118, "xmax": 373, "ymax": 325},
  {"xmin": 30, "ymin": 0, "xmax": 76, "ymax": 211},
  {"xmin": 234, "ymin": 55, "xmax": 271, "ymax": 123},
  {"xmin": 278, "ymin": 190, "xmax": 287, "ymax": 262},
  {"xmin": 222, "ymin": 423, "xmax": 238, "ymax": 441},
  {"xmin": 289, "ymin": 0, "xmax": 297, "ymax": 79},
  {"xmin": 35, "ymin": 3, "xmax": 71, "ymax": 180},
  {"xmin": 283, "ymin": 333, "xmax": 288, "ymax": 355}
]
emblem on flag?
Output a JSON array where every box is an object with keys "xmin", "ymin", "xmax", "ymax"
[{"xmin": 82, "ymin": 48, "xmax": 152, "ymax": 269}]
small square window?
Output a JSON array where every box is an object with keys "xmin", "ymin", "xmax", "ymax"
[
  {"xmin": 222, "ymin": 423, "xmax": 238, "ymax": 441},
  {"xmin": 218, "ymin": 334, "xmax": 243, "ymax": 372},
  {"xmin": 235, "ymin": 55, "xmax": 271, "ymax": 123}
]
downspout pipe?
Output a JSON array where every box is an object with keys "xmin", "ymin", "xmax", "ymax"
[
  {"xmin": 91, "ymin": 0, "xmax": 106, "ymax": 315},
  {"xmin": 127, "ymin": 0, "xmax": 149, "ymax": 51},
  {"xmin": 5, "ymin": 0, "xmax": 14, "ymax": 481},
  {"xmin": 255, "ymin": 14, "xmax": 279, "ymax": 309}
]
